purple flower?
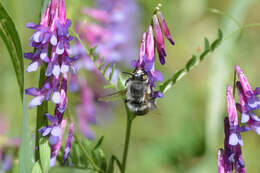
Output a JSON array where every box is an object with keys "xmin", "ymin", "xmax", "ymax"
[
  {"xmin": 218, "ymin": 149, "xmax": 225, "ymax": 173},
  {"xmin": 157, "ymin": 12, "xmax": 175, "ymax": 45},
  {"xmin": 153, "ymin": 14, "xmax": 166, "ymax": 65},
  {"xmin": 235, "ymin": 66, "xmax": 260, "ymax": 136},
  {"xmin": 235, "ymin": 65, "xmax": 260, "ymax": 111},
  {"xmin": 49, "ymin": 120, "xmax": 67, "ymax": 167},
  {"xmin": 25, "ymin": 0, "xmax": 75, "ymax": 166},
  {"xmin": 151, "ymin": 9, "xmax": 175, "ymax": 65},
  {"xmin": 218, "ymin": 86, "xmax": 246, "ymax": 173},
  {"xmin": 63, "ymin": 123, "xmax": 74, "ymax": 164},
  {"xmin": 76, "ymin": 80, "xmax": 97, "ymax": 139}
]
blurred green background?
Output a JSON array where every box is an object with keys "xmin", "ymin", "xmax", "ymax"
[{"xmin": 0, "ymin": 0, "xmax": 260, "ymax": 172}]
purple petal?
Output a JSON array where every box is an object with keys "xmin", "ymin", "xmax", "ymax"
[
  {"xmin": 229, "ymin": 133, "xmax": 239, "ymax": 146},
  {"xmin": 153, "ymin": 91, "xmax": 164, "ymax": 98},
  {"xmin": 255, "ymin": 87, "xmax": 260, "ymax": 95},
  {"xmin": 26, "ymin": 22, "xmax": 39, "ymax": 29},
  {"xmin": 26, "ymin": 61, "xmax": 39, "ymax": 72},
  {"xmin": 151, "ymin": 70, "xmax": 163, "ymax": 82},
  {"xmin": 25, "ymin": 88, "xmax": 40, "ymax": 96},
  {"xmin": 24, "ymin": 53, "xmax": 34, "ymax": 60},
  {"xmin": 51, "ymin": 126, "xmax": 62, "ymax": 137},
  {"xmin": 49, "ymin": 135, "xmax": 60, "ymax": 145},
  {"xmin": 28, "ymin": 95, "xmax": 45, "ymax": 108},
  {"xmin": 226, "ymin": 86, "xmax": 238, "ymax": 126},
  {"xmin": 42, "ymin": 127, "xmax": 52, "ymax": 136},
  {"xmin": 130, "ymin": 60, "xmax": 138, "ymax": 68}
]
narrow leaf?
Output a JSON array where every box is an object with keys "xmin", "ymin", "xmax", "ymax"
[
  {"xmin": 107, "ymin": 155, "xmax": 122, "ymax": 173},
  {"xmin": 160, "ymin": 29, "xmax": 223, "ymax": 94},
  {"xmin": 109, "ymin": 63, "xmax": 116, "ymax": 82},
  {"xmin": 32, "ymin": 161, "xmax": 43, "ymax": 173},
  {"xmin": 204, "ymin": 37, "xmax": 210, "ymax": 51},
  {"xmin": 0, "ymin": 2, "xmax": 24, "ymax": 99},
  {"xmin": 71, "ymin": 31, "xmax": 119, "ymax": 89},
  {"xmin": 93, "ymin": 136, "xmax": 104, "ymax": 150},
  {"xmin": 39, "ymin": 138, "xmax": 51, "ymax": 173},
  {"xmin": 19, "ymin": 93, "xmax": 34, "ymax": 173},
  {"xmin": 186, "ymin": 55, "xmax": 197, "ymax": 71}
]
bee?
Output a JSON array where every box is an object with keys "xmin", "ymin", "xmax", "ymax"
[{"xmin": 99, "ymin": 69, "xmax": 156, "ymax": 115}]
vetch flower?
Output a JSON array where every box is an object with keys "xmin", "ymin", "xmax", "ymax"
[
  {"xmin": 152, "ymin": 6, "xmax": 175, "ymax": 65},
  {"xmin": 218, "ymin": 86, "xmax": 246, "ymax": 173},
  {"xmin": 25, "ymin": 0, "xmax": 76, "ymax": 166},
  {"xmin": 235, "ymin": 65, "xmax": 260, "ymax": 111},
  {"xmin": 235, "ymin": 66, "xmax": 260, "ymax": 135},
  {"xmin": 63, "ymin": 123, "xmax": 74, "ymax": 164}
]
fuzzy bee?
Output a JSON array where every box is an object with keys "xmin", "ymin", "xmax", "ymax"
[{"xmin": 99, "ymin": 69, "xmax": 156, "ymax": 115}]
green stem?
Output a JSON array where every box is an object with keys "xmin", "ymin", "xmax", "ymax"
[
  {"xmin": 66, "ymin": 108, "xmax": 104, "ymax": 173},
  {"xmin": 74, "ymin": 134, "xmax": 104, "ymax": 173},
  {"xmin": 121, "ymin": 104, "xmax": 135, "ymax": 173},
  {"xmin": 35, "ymin": 65, "xmax": 48, "ymax": 161}
]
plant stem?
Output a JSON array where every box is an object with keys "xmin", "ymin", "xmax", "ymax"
[
  {"xmin": 66, "ymin": 108, "xmax": 104, "ymax": 173},
  {"xmin": 121, "ymin": 104, "xmax": 135, "ymax": 173},
  {"xmin": 35, "ymin": 65, "xmax": 48, "ymax": 161}
]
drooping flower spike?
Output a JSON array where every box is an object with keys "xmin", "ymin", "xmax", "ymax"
[
  {"xmin": 235, "ymin": 65, "xmax": 260, "ymax": 111},
  {"xmin": 131, "ymin": 6, "xmax": 174, "ymax": 99},
  {"xmin": 152, "ymin": 4, "xmax": 175, "ymax": 65},
  {"xmin": 69, "ymin": 0, "xmax": 141, "ymax": 139},
  {"xmin": 235, "ymin": 65, "xmax": 260, "ymax": 136},
  {"xmin": 218, "ymin": 86, "xmax": 246, "ymax": 173},
  {"xmin": 63, "ymin": 123, "xmax": 74, "ymax": 165},
  {"xmin": 25, "ymin": 0, "xmax": 76, "ymax": 166}
]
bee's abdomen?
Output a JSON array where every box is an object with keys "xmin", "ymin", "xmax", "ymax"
[{"xmin": 126, "ymin": 100, "xmax": 149, "ymax": 115}]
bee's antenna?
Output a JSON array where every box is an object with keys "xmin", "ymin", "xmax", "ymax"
[{"xmin": 122, "ymin": 72, "xmax": 133, "ymax": 76}]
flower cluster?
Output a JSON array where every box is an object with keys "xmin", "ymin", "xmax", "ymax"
[
  {"xmin": 25, "ymin": 0, "xmax": 75, "ymax": 166},
  {"xmin": 218, "ymin": 65, "xmax": 259, "ymax": 173},
  {"xmin": 218, "ymin": 86, "xmax": 245, "ymax": 173},
  {"xmin": 131, "ymin": 6, "xmax": 174, "ymax": 98},
  {"xmin": 235, "ymin": 65, "xmax": 260, "ymax": 135},
  {"xmin": 69, "ymin": 0, "xmax": 140, "ymax": 139}
]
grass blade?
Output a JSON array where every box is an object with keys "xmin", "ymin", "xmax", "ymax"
[
  {"xmin": 0, "ymin": 2, "xmax": 24, "ymax": 99},
  {"xmin": 19, "ymin": 93, "xmax": 34, "ymax": 173}
]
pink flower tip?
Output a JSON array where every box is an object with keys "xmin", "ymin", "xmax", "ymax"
[{"xmin": 226, "ymin": 85, "xmax": 238, "ymax": 126}]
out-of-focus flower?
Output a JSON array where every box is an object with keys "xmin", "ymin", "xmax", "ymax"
[
  {"xmin": 69, "ymin": 0, "xmax": 141, "ymax": 139},
  {"xmin": 218, "ymin": 86, "xmax": 246, "ymax": 173},
  {"xmin": 75, "ymin": 79, "xmax": 98, "ymax": 139},
  {"xmin": 63, "ymin": 123, "xmax": 74, "ymax": 164},
  {"xmin": 25, "ymin": 0, "xmax": 75, "ymax": 166}
]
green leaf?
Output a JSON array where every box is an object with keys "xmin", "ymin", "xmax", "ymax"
[
  {"xmin": 204, "ymin": 37, "xmax": 210, "ymax": 51},
  {"xmin": 32, "ymin": 161, "xmax": 43, "ymax": 173},
  {"xmin": 93, "ymin": 136, "xmax": 104, "ymax": 150},
  {"xmin": 160, "ymin": 29, "xmax": 223, "ymax": 94},
  {"xmin": 19, "ymin": 93, "xmax": 34, "ymax": 173},
  {"xmin": 107, "ymin": 155, "xmax": 122, "ymax": 173},
  {"xmin": 91, "ymin": 149, "xmax": 107, "ymax": 171},
  {"xmin": 159, "ymin": 69, "xmax": 186, "ymax": 93},
  {"xmin": 49, "ymin": 167, "xmax": 92, "ymax": 173},
  {"xmin": 0, "ymin": 2, "xmax": 24, "ymax": 100},
  {"xmin": 39, "ymin": 138, "xmax": 51, "ymax": 173},
  {"xmin": 186, "ymin": 55, "xmax": 197, "ymax": 71}
]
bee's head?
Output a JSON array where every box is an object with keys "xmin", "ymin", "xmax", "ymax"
[{"xmin": 132, "ymin": 69, "xmax": 148, "ymax": 81}]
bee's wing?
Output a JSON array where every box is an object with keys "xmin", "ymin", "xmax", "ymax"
[{"xmin": 98, "ymin": 90, "xmax": 127, "ymax": 102}]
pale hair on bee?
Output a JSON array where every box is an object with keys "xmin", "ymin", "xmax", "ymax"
[{"xmin": 99, "ymin": 69, "xmax": 157, "ymax": 116}]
